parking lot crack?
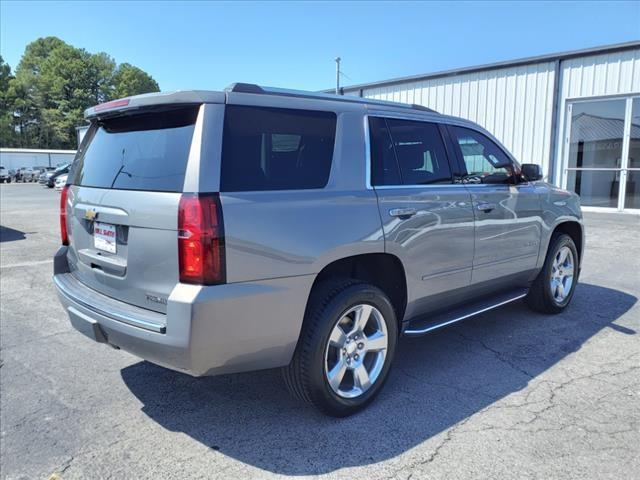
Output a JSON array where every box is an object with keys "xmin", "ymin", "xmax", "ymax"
[{"xmin": 453, "ymin": 331, "xmax": 534, "ymax": 379}]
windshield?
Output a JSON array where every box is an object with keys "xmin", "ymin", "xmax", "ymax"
[{"xmin": 70, "ymin": 106, "xmax": 198, "ymax": 192}]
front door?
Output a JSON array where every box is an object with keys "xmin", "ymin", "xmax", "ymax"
[
  {"xmin": 369, "ymin": 116, "xmax": 475, "ymax": 319},
  {"xmin": 563, "ymin": 96, "xmax": 640, "ymax": 212},
  {"xmin": 447, "ymin": 125, "xmax": 542, "ymax": 285}
]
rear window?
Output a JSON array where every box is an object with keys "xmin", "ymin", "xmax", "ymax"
[
  {"xmin": 70, "ymin": 106, "xmax": 198, "ymax": 192},
  {"xmin": 221, "ymin": 105, "xmax": 336, "ymax": 192}
]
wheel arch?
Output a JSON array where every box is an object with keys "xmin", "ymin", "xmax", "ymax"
[
  {"xmin": 308, "ymin": 253, "xmax": 408, "ymax": 328},
  {"xmin": 550, "ymin": 220, "xmax": 584, "ymax": 263}
]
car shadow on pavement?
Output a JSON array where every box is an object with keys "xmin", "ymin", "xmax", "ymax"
[
  {"xmin": 121, "ymin": 283, "xmax": 636, "ymax": 475},
  {"xmin": 0, "ymin": 225, "xmax": 27, "ymax": 242}
]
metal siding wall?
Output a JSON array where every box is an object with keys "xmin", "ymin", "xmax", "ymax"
[
  {"xmin": 0, "ymin": 151, "xmax": 76, "ymax": 171},
  {"xmin": 361, "ymin": 62, "xmax": 557, "ymax": 175},
  {"xmin": 553, "ymin": 49, "xmax": 640, "ymax": 184}
]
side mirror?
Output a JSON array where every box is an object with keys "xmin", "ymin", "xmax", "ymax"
[{"xmin": 521, "ymin": 163, "xmax": 543, "ymax": 182}]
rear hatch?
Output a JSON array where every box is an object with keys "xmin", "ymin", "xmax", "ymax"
[{"xmin": 65, "ymin": 106, "xmax": 199, "ymax": 313}]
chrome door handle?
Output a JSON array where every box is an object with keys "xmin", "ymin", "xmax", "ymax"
[
  {"xmin": 476, "ymin": 202, "xmax": 496, "ymax": 212},
  {"xmin": 389, "ymin": 208, "xmax": 417, "ymax": 218}
]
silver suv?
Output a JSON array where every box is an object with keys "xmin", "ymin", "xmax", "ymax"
[{"xmin": 54, "ymin": 84, "xmax": 583, "ymax": 416}]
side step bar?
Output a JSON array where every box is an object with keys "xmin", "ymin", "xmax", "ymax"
[{"xmin": 403, "ymin": 288, "xmax": 529, "ymax": 337}]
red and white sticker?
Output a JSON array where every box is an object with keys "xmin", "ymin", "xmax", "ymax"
[{"xmin": 94, "ymin": 222, "xmax": 117, "ymax": 254}]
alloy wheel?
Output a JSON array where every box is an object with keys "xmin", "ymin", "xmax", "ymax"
[
  {"xmin": 550, "ymin": 246, "xmax": 575, "ymax": 303},
  {"xmin": 324, "ymin": 304, "xmax": 388, "ymax": 399}
]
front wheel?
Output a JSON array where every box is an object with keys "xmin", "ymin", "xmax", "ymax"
[
  {"xmin": 283, "ymin": 280, "xmax": 398, "ymax": 417},
  {"xmin": 526, "ymin": 233, "xmax": 579, "ymax": 314}
]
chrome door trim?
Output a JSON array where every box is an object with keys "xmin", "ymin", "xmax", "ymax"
[
  {"xmin": 364, "ymin": 113, "xmax": 515, "ymax": 191},
  {"xmin": 364, "ymin": 114, "xmax": 373, "ymax": 190}
]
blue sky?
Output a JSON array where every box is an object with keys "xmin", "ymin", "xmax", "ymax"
[{"xmin": 1, "ymin": 1, "xmax": 639, "ymax": 92}]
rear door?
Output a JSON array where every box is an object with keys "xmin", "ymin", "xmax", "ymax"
[
  {"xmin": 65, "ymin": 106, "xmax": 200, "ymax": 313},
  {"xmin": 369, "ymin": 116, "xmax": 475, "ymax": 317},
  {"xmin": 446, "ymin": 125, "xmax": 542, "ymax": 285}
]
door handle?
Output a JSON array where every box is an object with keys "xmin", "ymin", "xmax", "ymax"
[
  {"xmin": 476, "ymin": 202, "xmax": 496, "ymax": 213},
  {"xmin": 389, "ymin": 207, "xmax": 417, "ymax": 218}
]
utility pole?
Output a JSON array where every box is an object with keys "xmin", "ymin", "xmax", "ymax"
[{"xmin": 335, "ymin": 57, "xmax": 341, "ymax": 95}]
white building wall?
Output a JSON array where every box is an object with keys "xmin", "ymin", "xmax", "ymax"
[
  {"xmin": 359, "ymin": 62, "xmax": 557, "ymax": 175},
  {"xmin": 0, "ymin": 149, "xmax": 76, "ymax": 171},
  {"xmin": 553, "ymin": 49, "xmax": 640, "ymax": 184}
]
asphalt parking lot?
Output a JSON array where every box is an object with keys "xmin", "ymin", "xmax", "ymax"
[{"xmin": 1, "ymin": 183, "xmax": 639, "ymax": 480}]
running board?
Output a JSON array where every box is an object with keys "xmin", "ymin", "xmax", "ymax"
[{"xmin": 403, "ymin": 288, "xmax": 529, "ymax": 337}]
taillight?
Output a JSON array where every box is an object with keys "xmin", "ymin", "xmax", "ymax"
[
  {"xmin": 178, "ymin": 193, "xmax": 226, "ymax": 285},
  {"xmin": 60, "ymin": 184, "xmax": 70, "ymax": 245}
]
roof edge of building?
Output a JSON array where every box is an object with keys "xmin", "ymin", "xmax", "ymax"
[
  {"xmin": 0, "ymin": 148, "xmax": 77, "ymax": 154},
  {"xmin": 328, "ymin": 40, "xmax": 640, "ymax": 93}
]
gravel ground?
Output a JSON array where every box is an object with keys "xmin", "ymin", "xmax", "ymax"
[{"xmin": 1, "ymin": 183, "xmax": 639, "ymax": 480}]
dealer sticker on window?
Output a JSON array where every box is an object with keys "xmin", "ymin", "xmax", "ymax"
[{"xmin": 94, "ymin": 222, "xmax": 117, "ymax": 254}]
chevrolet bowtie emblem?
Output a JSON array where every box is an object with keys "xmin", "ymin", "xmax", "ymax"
[{"xmin": 84, "ymin": 209, "xmax": 98, "ymax": 221}]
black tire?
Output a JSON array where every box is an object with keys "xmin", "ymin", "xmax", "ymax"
[
  {"xmin": 283, "ymin": 279, "xmax": 398, "ymax": 417},
  {"xmin": 526, "ymin": 233, "xmax": 579, "ymax": 314}
]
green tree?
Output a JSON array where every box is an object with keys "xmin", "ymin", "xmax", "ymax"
[
  {"xmin": 0, "ymin": 55, "xmax": 14, "ymax": 147},
  {"xmin": 112, "ymin": 63, "xmax": 159, "ymax": 99},
  {"xmin": 2, "ymin": 36, "xmax": 160, "ymax": 149}
]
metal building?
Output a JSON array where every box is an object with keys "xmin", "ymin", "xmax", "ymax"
[
  {"xmin": 0, "ymin": 148, "xmax": 76, "ymax": 171},
  {"xmin": 337, "ymin": 41, "xmax": 640, "ymax": 213}
]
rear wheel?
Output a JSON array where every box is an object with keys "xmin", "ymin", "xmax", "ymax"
[
  {"xmin": 526, "ymin": 233, "xmax": 578, "ymax": 314},
  {"xmin": 283, "ymin": 280, "xmax": 398, "ymax": 417}
]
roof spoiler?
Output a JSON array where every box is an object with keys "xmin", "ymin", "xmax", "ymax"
[{"xmin": 85, "ymin": 91, "xmax": 225, "ymax": 119}]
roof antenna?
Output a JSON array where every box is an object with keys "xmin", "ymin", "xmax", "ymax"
[{"xmin": 334, "ymin": 57, "xmax": 341, "ymax": 95}]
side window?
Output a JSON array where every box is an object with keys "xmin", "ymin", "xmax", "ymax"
[
  {"xmin": 220, "ymin": 106, "xmax": 336, "ymax": 192},
  {"xmin": 369, "ymin": 117, "xmax": 452, "ymax": 186},
  {"xmin": 369, "ymin": 117, "xmax": 401, "ymax": 186},
  {"xmin": 449, "ymin": 126, "xmax": 513, "ymax": 184},
  {"xmin": 386, "ymin": 119, "xmax": 452, "ymax": 185}
]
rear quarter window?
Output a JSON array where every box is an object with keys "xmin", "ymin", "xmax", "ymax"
[
  {"xmin": 220, "ymin": 105, "xmax": 337, "ymax": 192},
  {"xmin": 70, "ymin": 106, "xmax": 198, "ymax": 192}
]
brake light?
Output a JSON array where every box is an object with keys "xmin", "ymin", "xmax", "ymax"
[
  {"xmin": 94, "ymin": 98, "xmax": 130, "ymax": 112},
  {"xmin": 60, "ymin": 184, "xmax": 70, "ymax": 245},
  {"xmin": 178, "ymin": 193, "xmax": 226, "ymax": 285}
]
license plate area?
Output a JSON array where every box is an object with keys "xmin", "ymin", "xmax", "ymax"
[{"xmin": 94, "ymin": 222, "xmax": 117, "ymax": 253}]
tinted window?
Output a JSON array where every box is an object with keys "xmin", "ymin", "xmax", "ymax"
[
  {"xmin": 450, "ymin": 126, "xmax": 513, "ymax": 184},
  {"xmin": 369, "ymin": 117, "xmax": 452, "ymax": 185},
  {"xmin": 387, "ymin": 119, "xmax": 452, "ymax": 185},
  {"xmin": 221, "ymin": 106, "xmax": 336, "ymax": 192},
  {"xmin": 369, "ymin": 117, "xmax": 401, "ymax": 186},
  {"xmin": 71, "ymin": 107, "xmax": 198, "ymax": 192}
]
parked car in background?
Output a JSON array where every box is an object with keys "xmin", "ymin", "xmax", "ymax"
[
  {"xmin": 39, "ymin": 167, "xmax": 58, "ymax": 185},
  {"xmin": 15, "ymin": 167, "xmax": 38, "ymax": 182},
  {"xmin": 54, "ymin": 85, "xmax": 584, "ymax": 417},
  {"xmin": 0, "ymin": 166, "xmax": 12, "ymax": 183},
  {"xmin": 54, "ymin": 174, "xmax": 68, "ymax": 191},
  {"xmin": 47, "ymin": 164, "xmax": 70, "ymax": 188}
]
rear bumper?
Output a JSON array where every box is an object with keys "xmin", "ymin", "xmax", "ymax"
[{"xmin": 53, "ymin": 246, "xmax": 314, "ymax": 376}]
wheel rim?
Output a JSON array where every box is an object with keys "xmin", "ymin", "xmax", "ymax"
[
  {"xmin": 550, "ymin": 246, "xmax": 575, "ymax": 303},
  {"xmin": 324, "ymin": 304, "xmax": 388, "ymax": 399}
]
